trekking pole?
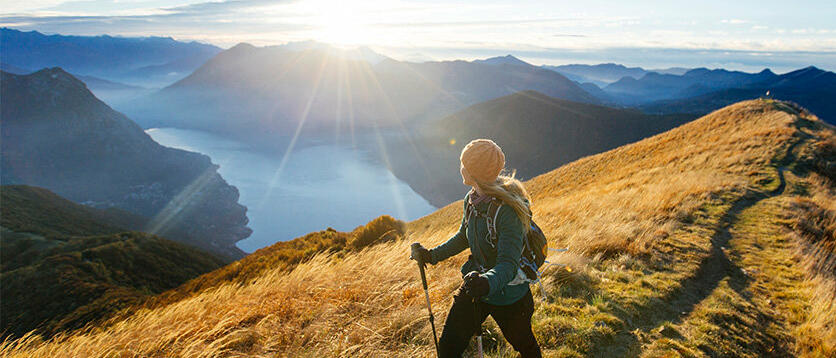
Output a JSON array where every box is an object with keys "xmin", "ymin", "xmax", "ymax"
[
  {"xmin": 411, "ymin": 243, "xmax": 440, "ymax": 357},
  {"xmin": 474, "ymin": 296, "xmax": 484, "ymax": 358}
]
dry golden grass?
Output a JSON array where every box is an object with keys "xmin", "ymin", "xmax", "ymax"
[
  {"xmin": 144, "ymin": 215, "xmax": 405, "ymax": 311},
  {"xmin": 2, "ymin": 99, "xmax": 834, "ymax": 357},
  {"xmin": 789, "ymin": 172, "xmax": 836, "ymax": 356}
]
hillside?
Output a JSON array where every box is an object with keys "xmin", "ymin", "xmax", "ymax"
[
  {"xmin": 385, "ymin": 91, "xmax": 694, "ymax": 206},
  {"xmin": 128, "ymin": 43, "xmax": 596, "ymax": 138},
  {"xmin": 0, "ymin": 185, "xmax": 225, "ymax": 339},
  {"xmin": 2, "ymin": 100, "xmax": 834, "ymax": 357},
  {"xmin": 0, "ymin": 68, "xmax": 251, "ymax": 260},
  {"xmin": 0, "ymin": 185, "xmax": 146, "ymax": 241}
]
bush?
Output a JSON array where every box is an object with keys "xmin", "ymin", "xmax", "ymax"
[{"xmin": 348, "ymin": 215, "xmax": 406, "ymax": 250}]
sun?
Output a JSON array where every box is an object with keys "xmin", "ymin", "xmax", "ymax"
[{"xmin": 308, "ymin": 0, "xmax": 375, "ymax": 46}]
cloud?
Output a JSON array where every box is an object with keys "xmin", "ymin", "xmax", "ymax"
[
  {"xmin": 0, "ymin": 0, "xmax": 308, "ymax": 41},
  {"xmin": 161, "ymin": 0, "xmax": 298, "ymax": 16},
  {"xmin": 721, "ymin": 19, "xmax": 747, "ymax": 25}
]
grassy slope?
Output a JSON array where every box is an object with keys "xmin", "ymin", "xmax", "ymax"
[
  {"xmin": 2, "ymin": 100, "xmax": 833, "ymax": 357},
  {"xmin": 0, "ymin": 185, "xmax": 226, "ymax": 339},
  {"xmin": 0, "ymin": 185, "xmax": 146, "ymax": 240},
  {"xmin": 146, "ymin": 215, "xmax": 406, "ymax": 309}
]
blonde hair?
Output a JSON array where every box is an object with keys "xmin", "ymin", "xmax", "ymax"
[{"xmin": 474, "ymin": 169, "xmax": 532, "ymax": 235}]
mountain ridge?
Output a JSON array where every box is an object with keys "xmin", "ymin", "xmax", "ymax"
[
  {"xmin": 1, "ymin": 68, "xmax": 251, "ymax": 260},
  {"xmin": 639, "ymin": 66, "xmax": 836, "ymax": 124},
  {"xmin": 0, "ymin": 27, "xmax": 221, "ymax": 87},
  {"xmin": 128, "ymin": 43, "xmax": 597, "ymax": 138}
]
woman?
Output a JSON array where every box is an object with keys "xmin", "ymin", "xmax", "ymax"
[{"xmin": 411, "ymin": 139, "xmax": 542, "ymax": 358}]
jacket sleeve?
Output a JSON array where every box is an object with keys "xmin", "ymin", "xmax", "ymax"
[
  {"xmin": 429, "ymin": 196, "xmax": 469, "ymax": 264},
  {"xmin": 482, "ymin": 205, "xmax": 524, "ymax": 296}
]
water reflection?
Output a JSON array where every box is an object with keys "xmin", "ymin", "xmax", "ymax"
[{"xmin": 147, "ymin": 128, "xmax": 436, "ymax": 253}]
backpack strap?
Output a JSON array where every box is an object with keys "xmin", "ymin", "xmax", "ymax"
[
  {"xmin": 464, "ymin": 196, "xmax": 504, "ymax": 248},
  {"xmin": 484, "ymin": 199, "xmax": 502, "ymax": 248}
]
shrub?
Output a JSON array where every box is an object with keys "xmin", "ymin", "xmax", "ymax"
[{"xmin": 349, "ymin": 215, "xmax": 406, "ymax": 250}]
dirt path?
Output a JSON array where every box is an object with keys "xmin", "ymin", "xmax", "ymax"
[{"xmin": 636, "ymin": 165, "xmax": 817, "ymax": 357}]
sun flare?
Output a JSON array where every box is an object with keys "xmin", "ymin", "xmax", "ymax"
[{"xmin": 307, "ymin": 0, "xmax": 375, "ymax": 45}]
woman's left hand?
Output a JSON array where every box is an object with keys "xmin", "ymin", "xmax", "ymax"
[{"xmin": 462, "ymin": 271, "xmax": 490, "ymax": 298}]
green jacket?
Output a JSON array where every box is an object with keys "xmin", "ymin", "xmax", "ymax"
[{"xmin": 430, "ymin": 191, "xmax": 530, "ymax": 305}]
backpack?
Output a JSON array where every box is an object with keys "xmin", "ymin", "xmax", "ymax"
[{"xmin": 464, "ymin": 196, "xmax": 548, "ymax": 284}]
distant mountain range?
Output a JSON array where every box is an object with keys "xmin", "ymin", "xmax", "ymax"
[
  {"xmin": 0, "ymin": 28, "xmax": 221, "ymax": 88},
  {"xmin": 542, "ymin": 63, "xmax": 691, "ymax": 87},
  {"xmin": 1, "ymin": 68, "xmax": 251, "ymax": 259},
  {"xmin": 128, "ymin": 43, "xmax": 598, "ymax": 139},
  {"xmin": 540, "ymin": 62, "xmax": 836, "ymax": 124},
  {"xmin": 616, "ymin": 66, "xmax": 836, "ymax": 124},
  {"xmin": 383, "ymin": 90, "xmax": 695, "ymax": 206},
  {"xmin": 0, "ymin": 185, "xmax": 225, "ymax": 339},
  {"xmin": 603, "ymin": 67, "xmax": 780, "ymax": 104}
]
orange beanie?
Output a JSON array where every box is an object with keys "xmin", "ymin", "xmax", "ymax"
[{"xmin": 460, "ymin": 139, "xmax": 505, "ymax": 183}]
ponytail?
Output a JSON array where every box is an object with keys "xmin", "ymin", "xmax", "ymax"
[{"xmin": 474, "ymin": 169, "xmax": 532, "ymax": 235}]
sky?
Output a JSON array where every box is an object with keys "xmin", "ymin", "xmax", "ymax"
[{"xmin": 2, "ymin": 0, "xmax": 835, "ymax": 72}]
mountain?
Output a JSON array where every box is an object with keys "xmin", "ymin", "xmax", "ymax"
[
  {"xmin": 543, "ymin": 63, "xmax": 651, "ymax": 87},
  {"xmin": 1, "ymin": 61, "xmax": 150, "ymax": 103},
  {"xmin": 604, "ymin": 67, "xmax": 780, "ymax": 105},
  {"xmin": 1, "ymin": 68, "xmax": 251, "ymax": 260},
  {"xmin": 4, "ymin": 99, "xmax": 832, "ymax": 357},
  {"xmin": 473, "ymin": 54, "xmax": 532, "ymax": 67},
  {"xmin": 640, "ymin": 66, "xmax": 836, "ymax": 124},
  {"xmin": 383, "ymin": 90, "xmax": 694, "ymax": 206},
  {"xmin": 128, "ymin": 43, "xmax": 597, "ymax": 138},
  {"xmin": 0, "ymin": 185, "xmax": 226, "ymax": 339},
  {"xmin": 0, "ymin": 28, "xmax": 221, "ymax": 87}
]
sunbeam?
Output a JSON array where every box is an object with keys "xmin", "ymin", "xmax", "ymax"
[
  {"xmin": 370, "ymin": 121, "xmax": 408, "ymax": 220},
  {"xmin": 257, "ymin": 53, "xmax": 331, "ymax": 210},
  {"xmin": 335, "ymin": 56, "xmax": 344, "ymax": 146},
  {"xmin": 145, "ymin": 167, "xmax": 218, "ymax": 237},
  {"xmin": 354, "ymin": 62, "xmax": 436, "ymax": 188}
]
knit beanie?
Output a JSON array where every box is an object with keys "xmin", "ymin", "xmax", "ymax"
[{"xmin": 460, "ymin": 139, "xmax": 505, "ymax": 183}]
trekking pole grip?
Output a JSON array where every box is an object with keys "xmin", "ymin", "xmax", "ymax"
[{"xmin": 411, "ymin": 243, "xmax": 429, "ymax": 289}]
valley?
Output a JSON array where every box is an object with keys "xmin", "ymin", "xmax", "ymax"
[{"xmin": 146, "ymin": 127, "xmax": 435, "ymax": 252}]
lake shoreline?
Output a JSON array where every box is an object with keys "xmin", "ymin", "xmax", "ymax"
[{"xmin": 146, "ymin": 127, "xmax": 436, "ymax": 253}]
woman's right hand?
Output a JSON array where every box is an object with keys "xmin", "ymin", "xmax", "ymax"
[{"xmin": 410, "ymin": 243, "xmax": 433, "ymax": 264}]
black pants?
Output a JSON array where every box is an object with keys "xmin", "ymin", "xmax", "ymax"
[{"xmin": 438, "ymin": 287, "xmax": 542, "ymax": 358}]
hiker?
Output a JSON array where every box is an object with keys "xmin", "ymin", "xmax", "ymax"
[{"xmin": 411, "ymin": 139, "xmax": 543, "ymax": 358}]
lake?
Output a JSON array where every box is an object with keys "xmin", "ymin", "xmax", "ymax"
[{"xmin": 146, "ymin": 128, "xmax": 437, "ymax": 253}]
